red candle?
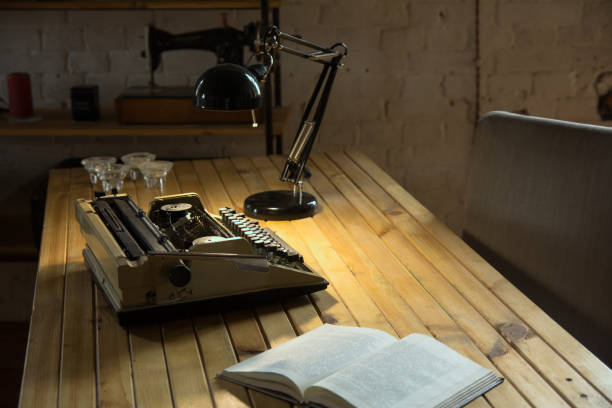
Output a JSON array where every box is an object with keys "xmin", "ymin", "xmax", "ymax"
[{"xmin": 6, "ymin": 72, "xmax": 34, "ymax": 118}]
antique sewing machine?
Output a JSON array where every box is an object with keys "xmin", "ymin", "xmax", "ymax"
[
  {"xmin": 76, "ymin": 192, "xmax": 328, "ymax": 325},
  {"xmin": 115, "ymin": 20, "xmax": 259, "ymax": 124}
]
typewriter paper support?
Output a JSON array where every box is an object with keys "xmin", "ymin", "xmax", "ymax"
[{"xmin": 75, "ymin": 193, "xmax": 328, "ymax": 325}]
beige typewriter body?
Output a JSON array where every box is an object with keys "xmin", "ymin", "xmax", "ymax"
[{"xmin": 75, "ymin": 193, "xmax": 327, "ymax": 318}]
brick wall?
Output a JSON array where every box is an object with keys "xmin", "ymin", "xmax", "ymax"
[
  {"xmin": 479, "ymin": 0, "xmax": 612, "ymax": 125},
  {"xmin": 0, "ymin": 0, "xmax": 610, "ymax": 236}
]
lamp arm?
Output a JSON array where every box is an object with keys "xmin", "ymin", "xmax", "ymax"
[
  {"xmin": 263, "ymin": 26, "xmax": 347, "ymax": 65},
  {"xmin": 280, "ymin": 59, "xmax": 340, "ymax": 184}
]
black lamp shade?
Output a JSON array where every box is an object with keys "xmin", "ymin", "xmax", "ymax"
[{"xmin": 194, "ymin": 63, "xmax": 262, "ymax": 111}]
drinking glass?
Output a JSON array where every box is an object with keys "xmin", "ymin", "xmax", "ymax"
[
  {"xmin": 121, "ymin": 152, "xmax": 156, "ymax": 181},
  {"xmin": 138, "ymin": 161, "xmax": 174, "ymax": 192},
  {"xmin": 81, "ymin": 156, "xmax": 116, "ymax": 184},
  {"xmin": 97, "ymin": 163, "xmax": 129, "ymax": 194}
]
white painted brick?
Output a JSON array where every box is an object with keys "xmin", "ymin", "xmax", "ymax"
[
  {"xmin": 151, "ymin": 73, "xmax": 190, "ymax": 87},
  {"xmin": 228, "ymin": 9, "xmax": 261, "ymax": 29},
  {"xmin": 280, "ymin": 3, "xmax": 321, "ymax": 27},
  {"xmin": 69, "ymin": 51, "xmax": 108, "ymax": 74},
  {"xmin": 84, "ymin": 26, "xmax": 126, "ymax": 51},
  {"xmin": 513, "ymin": 26, "xmax": 556, "ymax": 47},
  {"xmin": 496, "ymin": 47, "xmax": 573, "ymax": 73},
  {"xmin": 126, "ymin": 74, "xmax": 150, "ymax": 87},
  {"xmin": 0, "ymin": 11, "xmax": 66, "ymax": 26},
  {"xmin": 3, "ymin": 52, "xmax": 67, "ymax": 74},
  {"xmin": 41, "ymin": 73, "xmax": 87, "ymax": 105},
  {"xmin": 358, "ymin": 120, "xmax": 402, "ymax": 146},
  {"xmin": 443, "ymin": 72, "xmax": 475, "ymax": 101},
  {"xmin": 126, "ymin": 25, "xmax": 147, "ymax": 51},
  {"xmin": 556, "ymin": 97, "xmax": 600, "ymax": 122},
  {"xmin": 0, "ymin": 28, "xmax": 40, "ymax": 51},
  {"xmin": 582, "ymin": 1, "xmax": 612, "ymax": 27},
  {"xmin": 335, "ymin": 26, "xmax": 380, "ymax": 52},
  {"xmin": 67, "ymin": 10, "xmax": 153, "ymax": 27},
  {"xmin": 109, "ymin": 50, "xmax": 147, "ymax": 74},
  {"xmin": 533, "ymin": 72, "xmax": 573, "ymax": 99},
  {"xmin": 570, "ymin": 46, "xmax": 612, "ymax": 69},
  {"xmin": 523, "ymin": 95, "xmax": 558, "ymax": 118},
  {"xmin": 291, "ymin": 26, "xmax": 337, "ymax": 50},
  {"xmin": 28, "ymin": 73, "xmax": 44, "ymax": 105},
  {"xmin": 152, "ymin": 10, "xmax": 221, "ymax": 32},
  {"xmin": 411, "ymin": 2, "xmax": 475, "ymax": 27},
  {"xmin": 366, "ymin": 0, "xmax": 413, "ymax": 26},
  {"xmin": 42, "ymin": 27, "xmax": 84, "ymax": 51},
  {"xmin": 321, "ymin": 0, "xmax": 397, "ymax": 27},
  {"xmin": 427, "ymin": 25, "xmax": 470, "ymax": 51},
  {"xmin": 84, "ymin": 73, "xmax": 127, "ymax": 107},
  {"xmin": 407, "ymin": 50, "xmax": 474, "ymax": 75},
  {"xmin": 380, "ymin": 26, "xmax": 425, "ymax": 52},
  {"xmin": 487, "ymin": 73, "xmax": 532, "ymax": 100},
  {"xmin": 402, "ymin": 119, "xmax": 444, "ymax": 146},
  {"xmin": 399, "ymin": 74, "xmax": 445, "ymax": 102},
  {"xmin": 555, "ymin": 25, "xmax": 601, "ymax": 47},
  {"xmin": 498, "ymin": 2, "xmax": 582, "ymax": 28},
  {"xmin": 160, "ymin": 50, "xmax": 217, "ymax": 75}
]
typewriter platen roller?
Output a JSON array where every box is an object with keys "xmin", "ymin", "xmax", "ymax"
[{"xmin": 75, "ymin": 192, "xmax": 328, "ymax": 325}]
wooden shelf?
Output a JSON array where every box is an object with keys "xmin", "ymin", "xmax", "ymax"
[
  {"xmin": 0, "ymin": 1, "xmax": 281, "ymax": 9},
  {"xmin": 0, "ymin": 109, "xmax": 286, "ymax": 137}
]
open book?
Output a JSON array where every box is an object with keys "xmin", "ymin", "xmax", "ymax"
[{"xmin": 219, "ymin": 324, "xmax": 503, "ymax": 408}]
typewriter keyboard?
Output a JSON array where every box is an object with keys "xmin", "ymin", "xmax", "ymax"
[{"xmin": 219, "ymin": 207, "xmax": 305, "ymax": 265}]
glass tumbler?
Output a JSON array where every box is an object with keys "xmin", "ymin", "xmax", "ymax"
[
  {"xmin": 138, "ymin": 161, "xmax": 174, "ymax": 191},
  {"xmin": 81, "ymin": 156, "xmax": 117, "ymax": 184},
  {"xmin": 121, "ymin": 152, "xmax": 156, "ymax": 181},
  {"xmin": 97, "ymin": 163, "xmax": 129, "ymax": 194}
]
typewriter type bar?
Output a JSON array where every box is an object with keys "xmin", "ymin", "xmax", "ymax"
[{"xmin": 75, "ymin": 193, "xmax": 328, "ymax": 325}]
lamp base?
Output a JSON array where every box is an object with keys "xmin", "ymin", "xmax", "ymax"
[{"xmin": 244, "ymin": 190, "xmax": 317, "ymax": 221}]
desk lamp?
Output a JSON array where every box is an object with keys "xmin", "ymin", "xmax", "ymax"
[{"xmin": 194, "ymin": 26, "xmax": 347, "ymax": 220}]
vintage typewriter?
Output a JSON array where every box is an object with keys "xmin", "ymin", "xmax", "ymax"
[{"xmin": 75, "ymin": 192, "xmax": 328, "ymax": 325}]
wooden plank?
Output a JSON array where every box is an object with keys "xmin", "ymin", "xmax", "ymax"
[
  {"xmin": 211, "ymin": 158, "xmax": 299, "ymax": 346},
  {"xmin": 229, "ymin": 156, "xmax": 388, "ymax": 334},
  {"xmin": 265, "ymin": 156, "xmax": 523, "ymax": 408},
  {"xmin": 172, "ymin": 160, "xmax": 252, "ymax": 407},
  {"xmin": 59, "ymin": 167, "xmax": 96, "ymax": 407},
  {"xmin": 96, "ymin": 289, "xmax": 135, "ymax": 408},
  {"xmin": 230, "ymin": 157, "xmax": 326, "ymax": 334},
  {"xmin": 255, "ymin": 155, "xmax": 425, "ymax": 337},
  {"xmin": 335, "ymin": 151, "xmax": 612, "ymax": 406},
  {"xmin": 128, "ymin": 176, "xmax": 176, "ymax": 408},
  {"xmin": 95, "ymin": 178, "xmax": 136, "ymax": 407},
  {"xmin": 223, "ymin": 310, "xmax": 289, "ymax": 408},
  {"xmin": 162, "ymin": 320, "xmax": 214, "ymax": 408},
  {"xmin": 193, "ymin": 159, "xmax": 289, "ymax": 408},
  {"xmin": 193, "ymin": 313, "xmax": 251, "ymax": 408},
  {"xmin": 306, "ymin": 154, "xmax": 571, "ymax": 407},
  {"xmin": 129, "ymin": 325, "xmax": 175, "ymax": 408},
  {"xmin": 193, "ymin": 160, "xmax": 234, "ymax": 212},
  {"xmin": 249, "ymin": 156, "xmax": 356, "ymax": 330},
  {"xmin": 346, "ymin": 149, "xmax": 612, "ymax": 400},
  {"xmin": 0, "ymin": 0, "xmax": 282, "ymax": 9},
  {"xmin": 19, "ymin": 169, "xmax": 70, "ymax": 408}
]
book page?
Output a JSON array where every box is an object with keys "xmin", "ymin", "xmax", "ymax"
[
  {"xmin": 222, "ymin": 324, "xmax": 396, "ymax": 398},
  {"xmin": 305, "ymin": 334, "xmax": 495, "ymax": 408}
]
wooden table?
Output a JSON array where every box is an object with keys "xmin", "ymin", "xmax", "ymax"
[{"xmin": 20, "ymin": 152, "xmax": 612, "ymax": 408}]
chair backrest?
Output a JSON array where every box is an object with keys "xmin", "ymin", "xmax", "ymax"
[{"xmin": 464, "ymin": 111, "xmax": 612, "ymax": 366}]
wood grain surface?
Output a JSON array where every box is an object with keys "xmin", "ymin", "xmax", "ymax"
[{"xmin": 19, "ymin": 152, "xmax": 612, "ymax": 408}]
